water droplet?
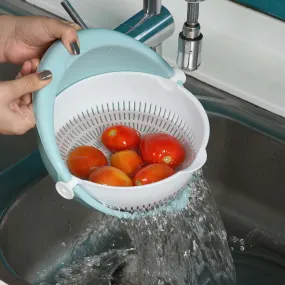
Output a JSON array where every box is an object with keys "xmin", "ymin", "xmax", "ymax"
[
  {"xmin": 240, "ymin": 246, "xmax": 245, "ymax": 252},
  {"xmin": 239, "ymin": 239, "xmax": 245, "ymax": 245}
]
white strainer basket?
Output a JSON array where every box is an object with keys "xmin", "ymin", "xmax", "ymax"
[
  {"xmin": 33, "ymin": 28, "xmax": 209, "ymax": 217},
  {"xmin": 53, "ymin": 71, "xmax": 209, "ymax": 211}
]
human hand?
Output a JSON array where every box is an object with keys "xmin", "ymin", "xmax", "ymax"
[
  {"xmin": 0, "ymin": 59, "xmax": 52, "ymax": 135},
  {"xmin": 0, "ymin": 15, "xmax": 81, "ymax": 64}
]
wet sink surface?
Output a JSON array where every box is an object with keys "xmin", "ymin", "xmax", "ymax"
[
  {"xmin": 204, "ymin": 115, "xmax": 285, "ymax": 237},
  {"xmin": 1, "ymin": 77, "xmax": 285, "ymax": 284}
]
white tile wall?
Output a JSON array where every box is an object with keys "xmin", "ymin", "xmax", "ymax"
[{"xmin": 26, "ymin": 0, "xmax": 285, "ymax": 117}]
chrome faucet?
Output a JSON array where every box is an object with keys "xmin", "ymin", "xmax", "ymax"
[
  {"xmin": 114, "ymin": 0, "xmax": 174, "ymax": 57},
  {"xmin": 61, "ymin": 0, "xmax": 174, "ymax": 57},
  {"xmin": 177, "ymin": 0, "xmax": 205, "ymax": 71},
  {"xmin": 61, "ymin": 0, "xmax": 204, "ymax": 71}
]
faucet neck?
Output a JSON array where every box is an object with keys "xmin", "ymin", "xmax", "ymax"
[
  {"xmin": 143, "ymin": 0, "xmax": 162, "ymax": 15},
  {"xmin": 187, "ymin": 2, "xmax": 199, "ymax": 25}
]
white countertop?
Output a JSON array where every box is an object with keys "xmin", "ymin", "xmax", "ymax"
[{"xmin": 27, "ymin": 0, "xmax": 285, "ymax": 118}]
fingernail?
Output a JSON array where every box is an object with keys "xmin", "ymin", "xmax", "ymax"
[
  {"xmin": 70, "ymin": 41, "xmax": 80, "ymax": 55},
  {"xmin": 38, "ymin": 70, "xmax": 52, "ymax": 81}
]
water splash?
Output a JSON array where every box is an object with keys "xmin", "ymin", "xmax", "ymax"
[
  {"xmin": 38, "ymin": 172, "xmax": 236, "ymax": 285},
  {"xmin": 122, "ymin": 173, "xmax": 235, "ymax": 285}
]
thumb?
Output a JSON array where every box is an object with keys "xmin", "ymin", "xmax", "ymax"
[{"xmin": 5, "ymin": 70, "xmax": 52, "ymax": 100}]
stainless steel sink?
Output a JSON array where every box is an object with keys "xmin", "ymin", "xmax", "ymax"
[{"xmin": 1, "ymin": 75, "xmax": 285, "ymax": 284}]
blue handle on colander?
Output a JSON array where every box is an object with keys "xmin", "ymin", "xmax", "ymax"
[{"xmin": 33, "ymin": 28, "xmax": 174, "ymax": 187}]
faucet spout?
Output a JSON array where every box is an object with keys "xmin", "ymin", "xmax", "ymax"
[{"xmin": 177, "ymin": 0, "xmax": 205, "ymax": 72}]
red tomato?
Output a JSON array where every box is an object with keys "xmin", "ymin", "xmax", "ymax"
[
  {"xmin": 139, "ymin": 133, "xmax": 186, "ymax": 168},
  {"xmin": 110, "ymin": 150, "xmax": 144, "ymax": 177},
  {"xmin": 67, "ymin": 146, "xmax": 108, "ymax": 179},
  {"xmin": 101, "ymin": 125, "xmax": 140, "ymax": 152},
  {"xmin": 89, "ymin": 166, "xmax": 133, "ymax": 187},
  {"xmin": 133, "ymin": 163, "xmax": 175, "ymax": 186}
]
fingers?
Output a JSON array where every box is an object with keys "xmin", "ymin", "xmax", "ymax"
[
  {"xmin": 15, "ymin": 103, "xmax": 36, "ymax": 135},
  {"xmin": 14, "ymin": 58, "xmax": 41, "ymax": 106},
  {"xmin": 60, "ymin": 19, "xmax": 82, "ymax": 31},
  {"xmin": 20, "ymin": 94, "xmax": 32, "ymax": 106},
  {"xmin": 2, "ymin": 70, "xmax": 52, "ymax": 101},
  {"xmin": 0, "ymin": 68, "xmax": 51, "ymax": 135},
  {"xmin": 6, "ymin": 16, "xmax": 82, "ymax": 65},
  {"xmin": 44, "ymin": 18, "xmax": 81, "ymax": 55},
  {"xmin": 20, "ymin": 61, "xmax": 32, "ymax": 76},
  {"xmin": 31, "ymin": 58, "xmax": 40, "ymax": 72},
  {"xmin": 23, "ymin": 59, "xmax": 40, "ymax": 105},
  {"xmin": 16, "ymin": 58, "xmax": 40, "ymax": 79},
  {"xmin": 1, "ymin": 103, "xmax": 36, "ymax": 135}
]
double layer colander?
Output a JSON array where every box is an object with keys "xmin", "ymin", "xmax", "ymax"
[{"xmin": 33, "ymin": 28, "xmax": 210, "ymax": 218}]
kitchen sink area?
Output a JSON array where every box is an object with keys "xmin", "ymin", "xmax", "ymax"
[
  {"xmin": 1, "ymin": 1, "xmax": 285, "ymax": 285},
  {"xmin": 1, "ymin": 74, "xmax": 285, "ymax": 284}
]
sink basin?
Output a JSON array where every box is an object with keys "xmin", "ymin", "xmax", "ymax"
[{"xmin": 1, "ymin": 75, "xmax": 285, "ymax": 284}]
